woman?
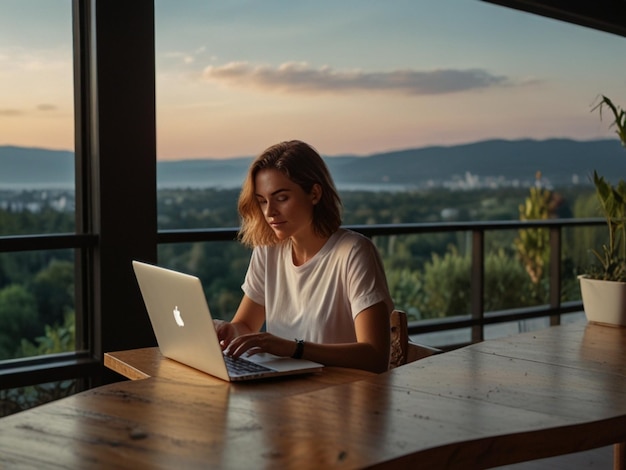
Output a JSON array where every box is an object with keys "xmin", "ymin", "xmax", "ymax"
[{"xmin": 214, "ymin": 140, "xmax": 393, "ymax": 373}]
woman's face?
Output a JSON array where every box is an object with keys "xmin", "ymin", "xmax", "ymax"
[{"xmin": 254, "ymin": 168, "xmax": 320, "ymax": 241}]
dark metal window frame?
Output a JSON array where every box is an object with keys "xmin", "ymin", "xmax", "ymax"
[
  {"xmin": 481, "ymin": 0, "xmax": 626, "ymax": 38},
  {"xmin": 1, "ymin": 0, "xmax": 158, "ymax": 390}
]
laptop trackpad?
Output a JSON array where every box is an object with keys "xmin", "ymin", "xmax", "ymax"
[{"xmin": 245, "ymin": 352, "xmax": 323, "ymax": 372}]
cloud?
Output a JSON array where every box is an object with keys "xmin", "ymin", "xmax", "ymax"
[
  {"xmin": 0, "ymin": 109, "xmax": 22, "ymax": 116},
  {"xmin": 0, "ymin": 104, "xmax": 58, "ymax": 117},
  {"xmin": 201, "ymin": 61, "xmax": 517, "ymax": 95},
  {"xmin": 164, "ymin": 51, "xmax": 194, "ymax": 63},
  {"xmin": 163, "ymin": 47, "xmax": 214, "ymax": 66},
  {"xmin": 37, "ymin": 104, "xmax": 57, "ymax": 111}
]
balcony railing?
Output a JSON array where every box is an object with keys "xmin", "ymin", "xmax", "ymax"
[
  {"xmin": 0, "ymin": 217, "xmax": 605, "ymax": 389},
  {"xmin": 158, "ymin": 217, "xmax": 605, "ymax": 347}
]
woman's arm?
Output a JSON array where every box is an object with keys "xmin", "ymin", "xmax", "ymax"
[
  {"xmin": 213, "ymin": 295, "xmax": 265, "ymax": 348},
  {"xmin": 295, "ymin": 301, "xmax": 390, "ymax": 373},
  {"xmin": 225, "ymin": 301, "xmax": 391, "ymax": 373}
]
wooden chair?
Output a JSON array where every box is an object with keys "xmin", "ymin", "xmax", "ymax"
[{"xmin": 389, "ymin": 309, "xmax": 442, "ymax": 369}]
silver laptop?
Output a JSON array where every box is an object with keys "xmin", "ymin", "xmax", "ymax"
[{"xmin": 132, "ymin": 260, "xmax": 324, "ymax": 381}]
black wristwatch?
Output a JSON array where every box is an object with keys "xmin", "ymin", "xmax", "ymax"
[{"xmin": 292, "ymin": 339, "xmax": 304, "ymax": 359}]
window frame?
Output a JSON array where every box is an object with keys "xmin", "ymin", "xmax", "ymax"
[{"xmin": 0, "ymin": 0, "xmax": 158, "ymax": 390}]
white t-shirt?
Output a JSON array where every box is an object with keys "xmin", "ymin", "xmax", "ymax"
[{"xmin": 241, "ymin": 228, "xmax": 394, "ymax": 344}]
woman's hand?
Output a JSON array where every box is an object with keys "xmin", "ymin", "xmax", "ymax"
[
  {"xmin": 213, "ymin": 296, "xmax": 266, "ymax": 351},
  {"xmin": 224, "ymin": 332, "xmax": 295, "ymax": 358},
  {"xmin": 213, "ymin": 319, "xmax": 237, "ymax": 350}
]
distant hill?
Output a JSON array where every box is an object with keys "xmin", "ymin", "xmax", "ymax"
[
  {"xmin": 1, "ymin": 138, "xmax": 625, "ymax": 190},
  {"xmin": 157, "ymin": 157, "xmax": 252, "ymax": 189},
  {"xmin": 0, "ymin": 146, "xmax": 74, "ymax": 189},
  {"xmin": 332, "ymin": 138, "xmax": 626, "ymax": 187}
]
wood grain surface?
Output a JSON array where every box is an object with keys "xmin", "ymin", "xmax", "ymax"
[{"xmin": 1, "ymin": 322, "xmax": 625, "ymax": 469}]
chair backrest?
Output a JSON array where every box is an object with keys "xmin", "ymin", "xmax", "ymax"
[{"xmin": 389, "ymin": 309, "xmax": 442, "ymax": 369}]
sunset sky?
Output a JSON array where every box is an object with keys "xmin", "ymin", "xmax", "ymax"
[{"xmin": 1, "ymin": 0, "xmax": 626, "ymax": 160}]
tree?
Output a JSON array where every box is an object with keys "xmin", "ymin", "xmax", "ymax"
[
  {"xmin": 513, "ymin": 174, "xmax": 559, "ymax": 303},
  {"xmin": 0, "ymin": 284, "xmax": 39, "ymax": 359},
  {"xmin": 19, "ymin": 311, "xmax": 75, "ymax": 356},
  {"xmin": 32, "ymin": 259, "xmax": 74, "ymax": 328}
]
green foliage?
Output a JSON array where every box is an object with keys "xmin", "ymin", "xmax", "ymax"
[
  {"xmin": 511, "ymin": 178, "xmax": 568, "ymax": 304},
  {"xmin": 0, "ymin": 204, "xmax": 74, "ymax": 236},
  {"xmin": 484, "ymin": 249, "xmax": 537, "ymax": 309},
  {"xmin": 419, "ymin": 246, "xmax": 471, "ymax": 318},
  {"xmin": 588, "ymin": 95, "xmax": 626, "ymax": 281},
  {"xmin": 390, "ymin": 246, "xmax": 534, "ymax": 320},
  {"xmin": 0, "ymin": 184, "xmax": 599, "ymax": 360},
  {"xmin": 32, "ymin": 259, "xmax": 74, "ymax": 327},
  {"xmin": 0, "ymin": 183, "xmax": 599, "ymax": 417},
  {"xmin": 158, "ymin": 188, "xmax": 240, "ymax": 229},
  {"xmin": 0, "ymin": 284, "xmax": 39, "ymax": 359},
  {"xmin": 593, "ymin": 95, "xmax": 626, "ymax": 147},
  {"xmin": 0, "ymin": 254, "xmax": 75, "ymax": 361},
  {"xmin": 514, "ymin": 185, "xmax": 552, "ymax": 285},
  {"xmin": 0, "ymin": 280, "xmax": 75, "ymax": 360},
  {"xmin": 385, "ymin": 268, "xmax": 423, "ymax": 320},
  {"xmin": 19, "ymin": 311, "xmax": 75, "ymax": 357},
  {"xmin": 587, "ymin": 171, "xmax": 626, "ymax": 280}
]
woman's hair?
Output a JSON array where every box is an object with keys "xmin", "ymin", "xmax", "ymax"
[{"xmin": 238, "ymin": 140, "xmax": 342, "ymax": 247}]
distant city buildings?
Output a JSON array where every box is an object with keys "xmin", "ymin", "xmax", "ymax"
[
  {"xmin": 0, "ymin": 190, "xmax": 75, "ymax": 213},
  {"xmin": 440, "ymin": 171, "xmax": 554, "ymax": 191},
  {"xmin": 0, "ymin": 170, "xmax": 589, "ymax": 214}
]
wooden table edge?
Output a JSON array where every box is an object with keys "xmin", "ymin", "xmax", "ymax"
[{"xmin": 104, "ymin": 351, "xmax": 151, "ymax": 380}]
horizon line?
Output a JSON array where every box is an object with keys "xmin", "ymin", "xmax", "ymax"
[{"xmin": 0, "ymin": 136, "xmax": 617, "ymax": 161}]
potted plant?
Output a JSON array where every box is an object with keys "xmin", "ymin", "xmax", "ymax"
[{"xmin": 578, "ymin": 95, "xmax": 626, "ymax": 326}]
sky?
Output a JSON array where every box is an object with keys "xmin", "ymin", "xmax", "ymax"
[{"xmin": 1, "ymin": 0, "xmax": 626, "ymax": 160}]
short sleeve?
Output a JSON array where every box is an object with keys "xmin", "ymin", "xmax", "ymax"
[
  {"xmin": 241, "ymin": 247, "xmax": 266, "ymax": 307},
  {"xmin": 345, "ymin": 236, "xmax": 394, "ymax": 317}
]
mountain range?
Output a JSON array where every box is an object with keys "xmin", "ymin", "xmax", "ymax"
[{"xmin": 1, "ymin": 138, "xmax": 625, "ymax": 190}]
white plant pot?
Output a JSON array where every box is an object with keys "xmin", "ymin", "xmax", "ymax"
[{"xmin": 578, "ymin": 275, "xmax": 626, "ymax": 327}]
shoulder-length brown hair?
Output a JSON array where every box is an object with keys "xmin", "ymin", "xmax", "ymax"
[{"xmin": 238, "ymin": 140, "xmax": 342, "ymax": 247}]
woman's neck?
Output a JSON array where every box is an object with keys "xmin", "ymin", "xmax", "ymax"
[{"xmin": 290, "ymin": 233, "xmax": 329, "ymax": 266}]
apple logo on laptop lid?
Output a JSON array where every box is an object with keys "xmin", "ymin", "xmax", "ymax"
[{"xmin": 173, "ymin": 306, "xmax": 185, "ymax": 327}]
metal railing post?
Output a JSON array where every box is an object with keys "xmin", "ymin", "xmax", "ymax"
[
  {"xmin": 471, "ymin": 229, "xmax": 485, "ymax": 343},
  {"xmin": 549, "ymin": 226, "xmax": 562, "ymax": 326}
]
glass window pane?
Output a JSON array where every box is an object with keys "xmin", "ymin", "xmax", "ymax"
[
  {"xmin": 155, "ymin": 0, "xmax": 624, "ymax": 198},
  {"xmin": 0, "ymin": 250, "xmax": 76, "ymax": 361},
  {"xmin": 0, "ymin": 0, "xmax": 75, "ymax": 234},
  {"xmin": 155, "ymin": 1, "xmax": 623, "ymax": 346}
]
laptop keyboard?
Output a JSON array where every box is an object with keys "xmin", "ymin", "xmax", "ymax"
[{"xmin": 224, "ymin": 354, "xmax": 273, "ymax": 375}]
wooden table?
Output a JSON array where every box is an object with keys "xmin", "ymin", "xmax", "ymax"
[
  {"xmin": 1, "ymin": 321, "xmax": 625, "ymax": 469},
  {"xmin": 104, "ymin": 347, "xmax": 375, "ymax": 397}
]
